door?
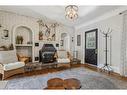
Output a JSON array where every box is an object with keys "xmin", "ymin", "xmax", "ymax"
[{"xmin": 85, "ymin": 29, "xmax": 98, "ymax": 65}]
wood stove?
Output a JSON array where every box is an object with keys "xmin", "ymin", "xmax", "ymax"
[{"xmin": 39, "ymin": 44, "xmax": 56, "ymax": 63}]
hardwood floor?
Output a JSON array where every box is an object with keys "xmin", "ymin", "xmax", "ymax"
[{"xmin": 1, "ymin": 63, "xmax": 127, "ymax": 81}]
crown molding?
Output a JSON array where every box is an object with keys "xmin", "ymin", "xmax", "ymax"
[{"xmin": 75, "ymin": 6, "xmax": 127, "ymax": 30}]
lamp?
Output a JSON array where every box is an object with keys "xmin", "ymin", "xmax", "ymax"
[{"xmin": 65, "ymin": 5, "xmax": 78, "ymax": 21}]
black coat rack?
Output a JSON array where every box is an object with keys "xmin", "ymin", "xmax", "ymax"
[{"xmin": 100, "ymin": 28, "xmax": 113, "ymax": 73}]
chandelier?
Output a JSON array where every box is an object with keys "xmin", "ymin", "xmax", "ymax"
[{"xmin": 65, "ymin": 5, "xmax": 78, "ymax": 21}]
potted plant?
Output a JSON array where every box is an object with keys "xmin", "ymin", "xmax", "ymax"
[{"xmin": 20, "ymin": 36, "xmax": 23, "ymax": 44}]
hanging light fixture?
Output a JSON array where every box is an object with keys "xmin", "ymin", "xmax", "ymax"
[{"xmin": 65, "ymin": 5, "xmax": 78, "ymax": 21}]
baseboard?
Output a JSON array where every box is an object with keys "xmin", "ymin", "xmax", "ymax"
[{"xmin": 84, "ymin": 63, "xmax": 98, "ymax": 71}]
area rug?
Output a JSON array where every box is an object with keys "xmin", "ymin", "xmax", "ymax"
[
  {"xmin": 4, "ymin": 67, "xmax": 127, "ymax": 89},
  {"xmin": 0, "ymin": 81, "xmax": 8, "ymax": 89}
]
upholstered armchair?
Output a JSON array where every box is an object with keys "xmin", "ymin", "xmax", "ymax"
[
  {"xmin": 55, "ymin": 50, "xmax": 72, "ymax": 67},
  {"xmin": 0, "ymin": 50, "xmax": 25, "ymax": 80}
]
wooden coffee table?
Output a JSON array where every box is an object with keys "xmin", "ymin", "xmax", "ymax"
[
  {"xmin": 64, "ymin": 78, "xmax": 81, "ymax": 89},
  {"xmin": 45, "ymin": 78, "xmax": 81, "ymax": 89},
  {"xmin": 45, "ymin": 78, "xmax": 65, "ymax": 89},
  {"xmin": 47, "ymin": 78, "xmax": 64, "ymax": 87}
]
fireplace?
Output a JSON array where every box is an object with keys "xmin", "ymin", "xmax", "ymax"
[{"xmin": 39, "ymin": 44, "xmax": 56, "ymax": 63}]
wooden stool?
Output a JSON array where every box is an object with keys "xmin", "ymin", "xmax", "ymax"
[
  {"xmin": 64, "ymin": 78, "xmax": 81, "ymax": 89},
  {"xmin": 47, "ymin": 78, "xmax": 64, "ymax": 88}
]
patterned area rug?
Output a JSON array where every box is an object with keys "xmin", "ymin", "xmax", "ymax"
[
  {"xmin": 4, "ymin": 67, "xmax": 127, "ymax": 89},
  {"xmin": 0, "ymin": 81, "xmax": 8, "ymax": 89}
]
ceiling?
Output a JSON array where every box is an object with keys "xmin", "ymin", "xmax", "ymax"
[{"xmin": 0, "ymin": 6, "xmax": 122, "ymax": 28}]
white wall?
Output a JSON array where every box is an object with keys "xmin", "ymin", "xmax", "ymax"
[
  {"xmin": 0, "ymin": 10, "xmax": 74, "ymax": 62},
  {"xmin": 75, "ymin": 15, "xmax": 123, "ymax": 74},
  {"xmin": 121, "ymin": 13, "xmax": 127, "ymax": 76}
]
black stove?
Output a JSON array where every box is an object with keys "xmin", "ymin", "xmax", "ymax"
[{"xmin": 39, "ymin": 44, "xmax": 56, "ymax": 63}]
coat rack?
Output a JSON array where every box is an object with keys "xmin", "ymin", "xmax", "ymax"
[{"xmin": 100, "ymin": 28, "xmax": 113, "ymax": 73}]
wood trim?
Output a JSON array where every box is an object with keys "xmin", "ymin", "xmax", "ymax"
[{"xmin": 84, "ymin": 63, "xmax": 98, "ymax": 71}]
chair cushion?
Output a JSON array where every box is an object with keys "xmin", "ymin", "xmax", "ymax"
[
  {"xmin": 57, "ymin": 50, "xmax": 68, "ymax": 59},
  {"xmin": 57, "ymin": 58, "xmax": 70, "ymax": 63},
  {"xmin": 0, "ymin": 50, "xmax": 18, "ymax": 64},
  {"xmin": 3, "ymin": 62, "xmax": 25, "ymax": 71}
]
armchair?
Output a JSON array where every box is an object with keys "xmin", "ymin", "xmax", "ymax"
[
  {"xmin": 55, "ymin": 50, "xmax": 72, "ymax": 67},
  {"xmin": 0, "ymin": 50, "xmax": 25, "ymax": 80}
]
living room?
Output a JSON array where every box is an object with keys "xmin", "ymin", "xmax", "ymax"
[{"xmin": 0, "ymin": 2, "xmax": 127, "ymax": 91}]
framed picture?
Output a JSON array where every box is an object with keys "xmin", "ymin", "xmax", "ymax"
[
  {"xmin": 77, "ymin": 35, "xmax": 81, "ymax": 46},
  {"xmin": 56, "ymin": 43, "xmax": 59, "ymax": 47},
  {"xmin": 35, "ymin": 43, "xmax": 39, "ymax": 47},
  {"xmin": 60, "ymin": 40, "xmax": 63, "ymax": 46},
  {"xmin": 2, "ymin": 29, "xmax": 9, "ymax": 40}
]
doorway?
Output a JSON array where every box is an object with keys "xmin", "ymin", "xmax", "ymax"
[
  {"xmin": 85, "ymin": 29, "xmax": 98, "ymax": 65},
  {"xmin": 60, "ymin": 33, "xmax": 70, "ymax": 51}
]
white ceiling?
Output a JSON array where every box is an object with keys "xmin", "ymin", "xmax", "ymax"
[{"xmin": 0, "ymin": 6, "xmax": 122, "ymax": 27}]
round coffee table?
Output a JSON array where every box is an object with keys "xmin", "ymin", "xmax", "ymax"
[{"xmin": 64, "ymin": 78, "xmax": 81, "ymax": 89}]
